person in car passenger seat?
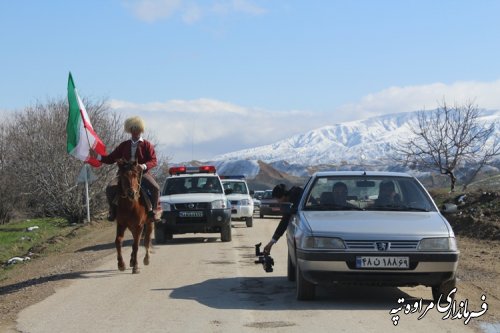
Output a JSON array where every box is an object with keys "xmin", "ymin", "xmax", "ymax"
[{"xmin": 374, "ymin": 181, "xmax": 401, "ymax": 206}]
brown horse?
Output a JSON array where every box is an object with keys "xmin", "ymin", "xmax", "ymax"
[{"xmin": 115, "ymin": 159, "xmax": 153, "ymax": 274}]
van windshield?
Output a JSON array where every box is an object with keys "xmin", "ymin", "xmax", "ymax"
[{"xmin": 163, "ymin": 176, "xmax": 223, "ymax": 195}]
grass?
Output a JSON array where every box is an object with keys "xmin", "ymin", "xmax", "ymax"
[{"xmin": 0, "ymin": 218, "xmax": 79, "ymax": 265}]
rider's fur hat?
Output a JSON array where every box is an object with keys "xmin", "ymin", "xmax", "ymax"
[{"xmin": 124, "ymin": 116, "xmax": 145, "ymax": 133}]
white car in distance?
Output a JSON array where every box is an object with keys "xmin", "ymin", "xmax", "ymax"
[{"xmin": 221, "ymin": 178, "xmax": 254, "ymax": 227}]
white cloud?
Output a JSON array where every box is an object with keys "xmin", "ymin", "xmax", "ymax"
[
  {"xmin": 109, "ymin": 98, "xmax": 321, "ymax": 161},
  {"xmin": 182, "ymin": 3, "xmax": 203, "ymax": 24},
  {"xmin": 211, "ymin": 0, "xmax": 266, "ymax": 15},
  {"xmin": 336, "ymin": 80, "xmax": 500, "ymax": 122},
  {"xmin": 123, "ymin": 0, "xmax": 266, "ymax": 23},
  {"xmin": 109, "ymin": 80, "xmax": 500, "ymax": 162},
  {"xmin": 123, "ymin": 0, "xmax": 182, "ymax": 23}
]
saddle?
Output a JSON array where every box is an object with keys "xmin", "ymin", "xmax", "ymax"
[
  {"xmin": 112, "ymin": 184, "xmax": 153, "ymax": 214},
  {"xmin": 140, "ymin": 187, "xmax": 153, "ymax": 212}
]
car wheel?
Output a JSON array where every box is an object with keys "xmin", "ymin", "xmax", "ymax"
[
  {"xmin": 296, "ymin": 262, "xmax": 315, "ymax": 300},
  {"xmin": 245, "ymin": 216, "xmax": 253, "ymax": 227},
  {"xmin": 154, "ymin": 222, "xmax": 166, "ymax": 244},
  {"xmin": 432, "ymin": 277, "xmax": 456, "ymax": 304},
  {"xmin": 220, "ymin": 224, "xmax": 232, "ymax": 242},
  {"xmin": 259, "ymin": 212, "xmax": 264, "ymax": 218},
  {"xmin": 287, "ymin": 252, "xmax": 296, "ymax": 282}
]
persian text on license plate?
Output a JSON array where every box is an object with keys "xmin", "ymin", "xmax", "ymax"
[
  {"xmin": 356, "ymin": 256, "xmax": 409, "ymax": 269},
  {"xmin": 179, "ymin": 211, "xmax": 203, "ymax": 218}
]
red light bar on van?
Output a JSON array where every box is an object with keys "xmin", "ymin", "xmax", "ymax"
[
  {"xmin": 169, "ymin": 166, "xmax": 187, "ymax": 175},
  {"xmin": 198, "ymin": 165, "xmax": 216, "ymax": 174},
  {"xmin": 168, "ymin": 165, "xmax": 216, "ymax": 175}
]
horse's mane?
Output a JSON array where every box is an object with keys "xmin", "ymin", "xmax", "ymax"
[{"xmin": 117, "ymin": 159, "xmax": 138, "ymax": 172}]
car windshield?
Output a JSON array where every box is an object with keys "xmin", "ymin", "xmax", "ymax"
[
  {"xmin": 222, "ymin": 181, "xmax": 248, "ymax": 194},
  {"xmin": 162, "ymin": 176, "xmax": 223, "ymax": 195},
  {"xmin": 253, "ymin": 191, "xmax": 264, "ymax": 199},
  {"xmin": 303, "ymin": 175, "xmax": 436, "ymax": 212},
  {"xmin": 262, "ymin": 190, "xmax": 274, "ymax": 199}
]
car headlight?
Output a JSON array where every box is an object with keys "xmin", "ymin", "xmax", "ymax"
[
  {"xmin": 301, "ymin": 236, "xmax": 345, "ymax": 249},
  {"xmin": 160, "ymin": 202, "xmax": 171, "ymax": 211},
  {"xmin": 240, "ymin": 199, "xmax": 251, "ymax": 206},
  {"xmin": 418, "ymin": 237, "xmax": 457, "ymax": 251},
  {"xmin": 211, "ymin": 199, "xmax": 227, "ymax": 209}
]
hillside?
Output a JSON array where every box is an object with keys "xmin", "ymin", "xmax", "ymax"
[
  {"xmin": 432, "ymin": 188, "xmax": 500, "ymax": 241},
  {"xmin": 247, "ymin": 161, "xmax": 306, "ymax": 190}
]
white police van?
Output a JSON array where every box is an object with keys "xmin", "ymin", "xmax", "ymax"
[
  {"xmin": 220, "ymin": 177, "xmax": 254, "ymax": 227},
  {"xmin": 155, "ymin": 165, "xmax": 232, "ymax": 243}
]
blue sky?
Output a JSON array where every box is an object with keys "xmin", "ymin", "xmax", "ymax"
[{"xmin": 2, "ymin": 0, "xmax": 500, "ymax": 162}]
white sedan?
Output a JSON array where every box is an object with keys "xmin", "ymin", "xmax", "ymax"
[{"xmin": 286, "ymin": 171, "xmax": 459, "ymax": 301}]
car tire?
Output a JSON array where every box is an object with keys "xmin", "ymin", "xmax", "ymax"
[
  {"xmin": 220, "ymin": 224, "xmax": 232, "ymax": 242},
  {"xmin": 154, "ymin": 222, "xmax": 166, "ymax": 244},
  {"xmin": 296, "ymin": 262, "xmax": 315, "ymax": 300},
  {"xmin": 245, "ymin": 216, "xmax": 253, "ymax": 227},
  {"xmin": 287, "ymin": 252, "xmax": 296, "ymax": 282},
  {"xmin": 259, "ymin": 212, "xmax": 264, "ymax": 218},
  {"xmin": 432, "ymin": 277, "xmax": 456, "ymax": 304}
]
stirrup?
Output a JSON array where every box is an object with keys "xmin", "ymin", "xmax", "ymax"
[{"xmin": 147, "ymin": 210, "xmax": 160, "ymax": 222}]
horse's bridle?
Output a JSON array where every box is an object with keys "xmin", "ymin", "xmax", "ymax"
[{"xmin": 119, "ymin": 162, "xmax": 143, "ymax": 201}]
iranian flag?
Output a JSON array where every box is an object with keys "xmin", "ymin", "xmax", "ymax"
[{"xmin": 66, "ymin": 72, "xmax": 106, "ymax": 167}]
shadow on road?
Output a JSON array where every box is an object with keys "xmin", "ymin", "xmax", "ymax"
[
  {"xmin": 77, "ymin": 235, "xmax": 223, "ymax": 252},
  {"xmin": 0, "ymin": 269, "xmax": 119, "ymax": 296},
  {"xmin": 164, "ymin": 276, "xmax": 427, "ymax": 311}
]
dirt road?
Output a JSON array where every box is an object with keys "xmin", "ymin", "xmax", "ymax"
[{"xmin": 2, "ymin": 217, "xmax": 495, "ymax": 333}]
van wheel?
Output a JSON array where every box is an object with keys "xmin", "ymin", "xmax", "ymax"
[
  {"xmin": 154, "ymin": 223, "xmax": 166, "ymax": 244},
  {"xmin": 245, "ymin": 216, "xmax": 253, "ymax": 227},
  {"xmin": 220, "ymin": 224, "xmax": 232, "ymax": 242}
]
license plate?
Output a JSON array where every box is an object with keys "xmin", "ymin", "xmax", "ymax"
[
  {"xmin": 356, "ymin": 256, "xmax": 409, "ymax": 269},
  {"xmin": 271, "ymin": 207, "xmax": 280, "ymax": 211},
  {"xmin": 179, "ymin": 211, "xmax": 203, "ymax": 218}
]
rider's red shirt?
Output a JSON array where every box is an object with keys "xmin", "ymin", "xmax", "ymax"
[{"xmin": 100, "ymin": 139, "xmax": 157, "ymax": 172}]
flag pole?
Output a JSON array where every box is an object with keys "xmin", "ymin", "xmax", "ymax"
[
  {"xmin": 68, "ymin": 72, "xmax": 106, "ymax": 224},
  {"xmin": 78, "ymin": 98, "xmax": 93, "ymax": 224},
  {"xmin": 84, "ymin": 164, "xmax": 91, "ymax": 223}
]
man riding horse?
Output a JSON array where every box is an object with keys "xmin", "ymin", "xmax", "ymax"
[{"xmin": 90, "ymin": 116, "xmax": 160, "ymax": 222}]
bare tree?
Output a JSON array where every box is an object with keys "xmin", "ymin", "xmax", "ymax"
[
  {"xmin": 395, "ymin": 101, "xmax": 500, "ymax": 192},
  {"xmin": 0, "ymin": 119, "xmax": 22, "ymax": 224},
  {"xmin": 3, "ymin": 98, "xmax": 126, "ymax": 222}
]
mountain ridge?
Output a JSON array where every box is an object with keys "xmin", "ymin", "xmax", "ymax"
[{"xmin": 212, "ymin": 109, "xmax": 500, "ymax": 167}]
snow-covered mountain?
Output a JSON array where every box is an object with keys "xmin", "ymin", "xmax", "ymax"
[{"xmin": 213, "ymin": 110, "xmax": 500, "ymax": 168}]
